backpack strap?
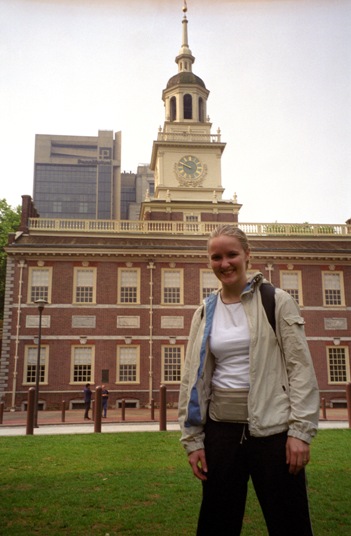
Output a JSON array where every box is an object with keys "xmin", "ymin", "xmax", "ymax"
[{"xmin": 259, "ymin": 283, "xmax": 276, "ymax": 334}]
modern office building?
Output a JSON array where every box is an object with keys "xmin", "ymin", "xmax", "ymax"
[
  {"xmin": 33, "ymin": 130, "xmax": 122, "ymax": 220},
  {"xmin": 1, "ymin": 7, "xmax": 350, "ymax": 413}
]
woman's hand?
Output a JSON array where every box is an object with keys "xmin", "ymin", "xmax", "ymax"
[
  {"xmin": 188, "ymin": 448, "xmax": 208, "ymax": 481},
  {"xmin": 286, "ymin": 436, "xmax": 310, "ymax": 475}
]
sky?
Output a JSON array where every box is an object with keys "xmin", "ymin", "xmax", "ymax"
[{"xmin": 0, "ymin": 0, "xmax": 350, "ymax": 224}]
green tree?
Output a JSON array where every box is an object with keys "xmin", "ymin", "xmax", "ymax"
[{"xmin": 0, "ymin": 199, "xmax": 21, "ymax": 319}]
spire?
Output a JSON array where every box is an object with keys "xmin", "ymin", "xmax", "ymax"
[{"xmin": 176, "ymin": 1, "xmax": 195, "ymax": 73}]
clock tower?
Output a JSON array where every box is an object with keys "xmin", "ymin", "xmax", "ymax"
[{"xmin": 142, "ymin": 2, "xmax": 241, "ymax": 223}]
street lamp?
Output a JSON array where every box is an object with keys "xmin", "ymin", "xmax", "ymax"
[{"xmin": 34, "ymin": 299, "xmax": 47, "ymax": 428}]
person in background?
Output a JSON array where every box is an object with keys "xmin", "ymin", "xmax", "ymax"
[
  {"xmin": 101, "ymin": 385, "xmax": 109, "ymax": 418},
  {"xmin": 178, "ymin": 224, "xmax": 319, "ymax": 536},
  {"xmin": 83, "ymin": 383, "xmax": 92, "ymax": 420}
]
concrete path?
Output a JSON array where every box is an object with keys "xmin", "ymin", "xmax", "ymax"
[{"xmin": 0, "ymin": 421, "xmax": 181, "ymax": 436}]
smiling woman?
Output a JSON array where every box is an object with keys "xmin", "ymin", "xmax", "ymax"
[
  {"xmin": 178, "ymin": 223, "xmax": 320, "ymax": 536},
  {"xmin": 208, "ymin": 226, "xmax": 250, "ymax": 304}
]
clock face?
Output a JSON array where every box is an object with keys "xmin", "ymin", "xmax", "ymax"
[{"xmin": 177, "ymin": 155, "xmax": 203, "ymax": 179}]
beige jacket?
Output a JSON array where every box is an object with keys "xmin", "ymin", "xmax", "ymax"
[{"xmin": 178, "ymin": 273, "xmax": 319, "ymax": 454}]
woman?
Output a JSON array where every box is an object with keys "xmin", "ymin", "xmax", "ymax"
[{"xmin": 178, "ymin": 224, "xmax": 319, "ymax": 536}]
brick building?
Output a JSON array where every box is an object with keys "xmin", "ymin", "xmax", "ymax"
[
  {"xmin": 1, "ymin": 204, "xmax": 350, "ymax": 411},
  {"xmin": 0, "ymin": 7, "xmax": 350, "ymax": 412}
]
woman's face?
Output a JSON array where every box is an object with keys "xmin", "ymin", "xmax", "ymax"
[{"xmin": 208, "ymin": 234, "xmax": 250, "ymax": 290}]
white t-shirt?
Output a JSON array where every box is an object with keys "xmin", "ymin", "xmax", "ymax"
[{"xmin": 210, "ymin": 296, "xmax": 250, "ymax": 389}]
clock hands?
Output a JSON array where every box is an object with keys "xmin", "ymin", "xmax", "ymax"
[{"xmin": 176, "ymin": 155, "xmax": 204, "ymax": 181}]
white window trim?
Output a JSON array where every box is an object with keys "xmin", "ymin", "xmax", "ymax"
[
  {"xmin": 70, "ymin": 345, "xmax": 95, "ymax": 384},
  {"xmin": 280, "ymin": 270, "xmax": 303, "ymax": 306},
  {"xmin": 161, "ymin": 268, "xmax": 184, "ymax": 305},
  {"xmin": 161, "ymin": 344, "xmax": 184, "ymax": 384},
  {"xmin": 23, "ymin": 344, "xmax": 49, "ymax": 385},
  {"xmin": 27, "ymin": 266, "xmax": 53, "ymax": 304},
  {"xmin": 117, "ymin": 267, "xmax": 141, "ymax": 305},
  {"xmin": 73, "ymin": 267, "xmax": 97, "ymax": 305},
  {"xmin": 322, "ymin": 271, "xmax": 345, "ymax": 307},
  {"xmin": 116, "ymin": 345, "xmax": 140, "ymax": 384},
  {"xmin": 327, "ymin": 345, "xmax": 350, "ymax": 384}
]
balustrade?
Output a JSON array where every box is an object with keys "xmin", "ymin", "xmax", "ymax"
[
  {"xmin": 28, "ymin": 218, "xmax": 349, "ymax": 236},
  {"xmin": 157, "ymin": 131, "xmax": 221, "ymax": 143}
]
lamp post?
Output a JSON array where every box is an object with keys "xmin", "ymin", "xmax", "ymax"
[{"xmin": 34, "ymin": 299, "xmax": 47, "ymax": 428}]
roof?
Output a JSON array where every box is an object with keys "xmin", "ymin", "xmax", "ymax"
[
  {"xmin": 166, "ymin": 71, "xmax": 206, "ymax": 90},
  {"xmin": 5, "ymin": 233, "xmax": 351, "ymax": 262}
]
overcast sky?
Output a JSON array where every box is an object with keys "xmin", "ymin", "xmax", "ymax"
[{"xmin": 1, "ymin": 0, "xmax": 350, "ymax": 224}]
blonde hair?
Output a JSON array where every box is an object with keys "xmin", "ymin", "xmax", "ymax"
[{"xmin": 207, "ymin": 224, "xmax": 250, "ymax": 253}]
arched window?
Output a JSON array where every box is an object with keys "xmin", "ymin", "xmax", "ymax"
[
  {"xmin": 170, "ymin": 97, "xmax": 177, "ymax": 122},
  {"xmin": 184, "ymin": 94, "xmax": 192, "ymax": 119},
  {"xmin": 199, "ymin": 97, "xmax": 205, "ymax": 122}
]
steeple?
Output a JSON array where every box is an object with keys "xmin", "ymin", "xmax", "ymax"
[
  {"xmin": 148, "ymin": 1, "xmax": 230, "ymax": 209},
  {"xmin": 176, "ymin": 2, "xmax": 195, "ymax": 74},
  {"xmin": 162, "ymin": 1, "xmax": 209, "ymax": 123}
]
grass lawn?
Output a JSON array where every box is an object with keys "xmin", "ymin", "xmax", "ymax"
[{"xmin": 0, "ymin": 429, "xmax": 350, "ymax": 535}]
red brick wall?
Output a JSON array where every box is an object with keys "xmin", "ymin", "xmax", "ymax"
[{"xmin": 4, "ymin": 252, "xmax": 350, "ymax": 410}]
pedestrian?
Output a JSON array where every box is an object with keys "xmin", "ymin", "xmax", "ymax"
[
  {"xmin": 178, "ymin": 224, "xmax": 319, "ymax": 536},
  {"xmin": 83, "ymin": 383, "xmax": 92, "ymax": 420},
  {"xmin": 101, "ymin": 384, "xmax": 109, "ymax": 418}
]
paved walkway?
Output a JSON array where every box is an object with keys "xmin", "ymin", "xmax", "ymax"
[
  {"xmin": 0, "ymin": 407, "xmax": 349, "ymax": 436},
  {"xmin": 0, "ymin": 407, "xmax": 180, "ymax": 436},
  {"xmin": 0, "ymin": 421, "xmax": 181, "ymax": 436}
]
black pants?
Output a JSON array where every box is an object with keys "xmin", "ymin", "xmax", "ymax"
[
  {"xmin": 84, "ymin": 401, "xmax": 90, "ymax": 418},
  {"xmin": 197, "ymin": 418, "xmax": 314, "ymax": 536}
]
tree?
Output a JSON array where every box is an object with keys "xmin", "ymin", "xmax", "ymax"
[{"xmin": 0, "ymin": 199, "xmax": 21, "ymax": 319}]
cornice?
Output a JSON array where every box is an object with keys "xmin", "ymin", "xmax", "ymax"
[
  {"xmin": 6, "ymin": 244, "xmax": 351, "ymax": 264},
  {"xmin": 150, "ymin": 140, "xmax": 226, "ymax": 168}
]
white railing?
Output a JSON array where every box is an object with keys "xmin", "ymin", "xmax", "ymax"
[
  {"xmin": 157, "ymin": 132, "xmax": 221, "ymax": 143},
  {"xmin": 28, "ymin": 218, "xmax": 350, "ymax": 237}
]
